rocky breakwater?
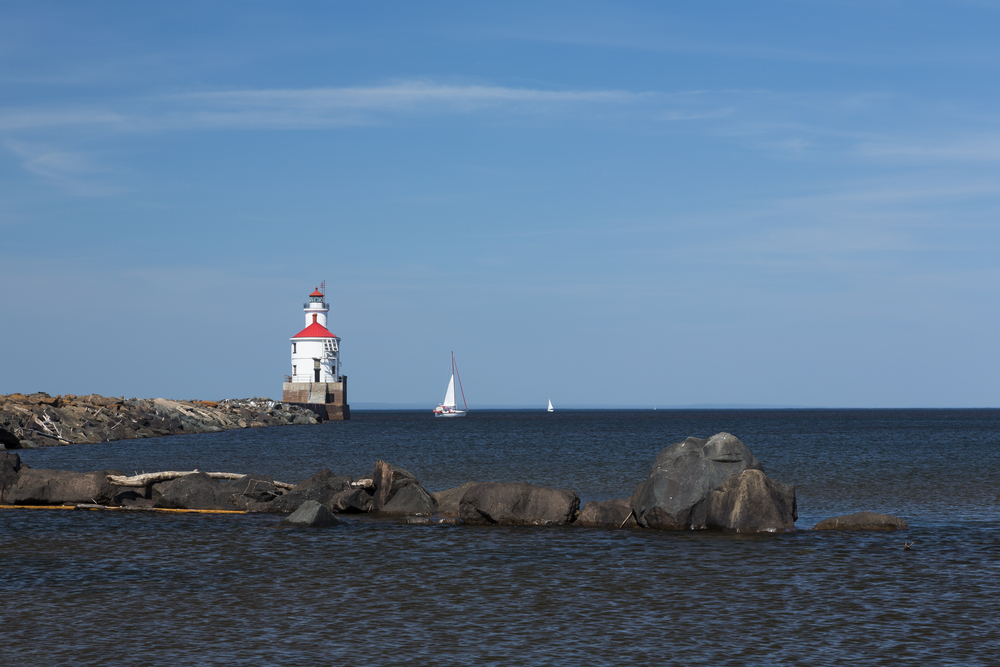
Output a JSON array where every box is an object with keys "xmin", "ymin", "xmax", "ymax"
[
  {"xmin": 0, "ymin": 433, "xmax": 906, "ymax": 533},
  {"xmin": 0, "ymin": 392, "xmax": 321, "ymax": 449}
]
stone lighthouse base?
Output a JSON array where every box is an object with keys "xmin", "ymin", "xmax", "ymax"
[{"xmin": 282, "ymin": 378, "xmax": 350, "ymax": 421}]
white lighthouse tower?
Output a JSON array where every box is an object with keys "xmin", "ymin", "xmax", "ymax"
[{"xmin": 281, "ymin": 286, "xmax": 350, "ymax": 420}]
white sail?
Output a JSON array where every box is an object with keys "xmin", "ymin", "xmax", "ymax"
[
  {"xmin": 547, "ymin": 398, "xmax": 554, "ymax": 412},
  {"xmin": 433, "ymin": 351, "xmax": 468, "ymax": 417},
  {"xmin": 443, "ymin": 374, "xmax": 456, "ymax": 408}
]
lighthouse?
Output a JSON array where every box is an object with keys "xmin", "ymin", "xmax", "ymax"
[{"xmin": 281, "ymin": 286, "xmax": 350, "ymax": 420}]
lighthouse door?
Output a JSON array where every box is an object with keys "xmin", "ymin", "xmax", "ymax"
[{"xmin": 314, "ymin": 359, "xmax": 321, "ymax": 383}]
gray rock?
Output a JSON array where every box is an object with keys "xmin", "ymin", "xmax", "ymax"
[
  {"xmin": 281, "ymin": 499, "xmax": 340, "ymax": 527},
  {"xmin": 380, "ymin": 483, "xmax": 436, "ymax": 516},
  {"xmin": 0, "ymin": 451, "xmax": 24, "ymax": 501},
  {"xmin": 699, "ymin": 469, "xmax": 796, "ymax": 533},
  {"xmin": 5, "ymin": 468, "xmax": 121, "ymax": 505},
  {"xmin": 575, "ymin": 498, "xmax": 637, "ymax": 528},
  {"xmin": 431, "ymin": 481, "xmax": 478, "ymax": 516},
  {"xmin": 327, "ymin": 487, "xmax": 374, "ymax": 513},
  {"xmin": 151, "ymin": 472, "xmax": 235, "ymax": 510},
  {"xmin": 631, "ymin": 432, "xmax": 762, "ymax": 529},
  {"xmin": 266, "ymin": 476, "xmax": 353, "ymax": 514},
  {"xmin": 459, "ymin": 482, "xmax": 580, "ymax": 526},
  {"xmin": 224, "ymin": 473, "xmax": 282, "ymax": 503},
  {"xmin": 371, "ymin": 460, "xmax": 418, "ymax": 511},
  {"xmin": 814, "ymin": 512, "xmax": 909, "ymax": 531}
]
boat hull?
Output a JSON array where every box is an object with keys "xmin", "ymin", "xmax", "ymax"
[{"xmin": 434, "ymin": 411, "xmax": 467, "ymax": 418}]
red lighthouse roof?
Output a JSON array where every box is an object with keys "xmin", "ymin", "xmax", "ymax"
[
  {"xmin": 293, "ymin": 322, "xmax": 336, "ymax": 339},
  {"xmin": 310, "ymin": 288, "xmax": 324, "ymax": 297}
]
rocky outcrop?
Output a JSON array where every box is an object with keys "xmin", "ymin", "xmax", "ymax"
[
  {"xmin": 631, "ymin": 432, "xmax": 776, "ymax": 530},
  {"xmin": 459, "ymin": 482, "xmax": 580, "ymax": 526},
  {"xmin": 0, "ymin": 392, "xmax": 322, "ymax": 449},
  {"xmin": 2, "ymin": 438, "xmax": 805, "ymax": 536},
  {"xmin": 814, "ymin": 512, "xmax": 909, "ymax": 530}
]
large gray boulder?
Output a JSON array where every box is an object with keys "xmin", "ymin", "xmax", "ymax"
[
  {"xmin": 700, "ymin": 469, "xmax": 795, "ymax": 533},
  {"xmin": 575, "ymin": 498, "xmax": 637, "ymax": 528},
  {"xmin": 380, "ymin": 483, "xmax": 436, "ymax": 516},
  {"xmin": 5, "ymin": 468, "xmax": 123, "ymax": 505},
  {"xmin": 281, "ymin": 500, "xmax": 340, "ymax": 527},
  {"xmin": 814, "ymin": 512, "xmax": 909, "ymax": 531},
  {"xmin": 631, "ymin": 433, "xmax": 763, "ymax": 529},
  {"xmin": 431, "ymin": 481, "xmax": 478, "ymax": 516},
  {"xmin": 460, "ymin": 482, "xmax": 580, "ymax": 526},
  {"xmin": 371, "ymin": 460, "xmax": 418, "ymax": 511},
  {"xmin": 151, "ymin": 472, "xmax": 236, "ymax": 510}
]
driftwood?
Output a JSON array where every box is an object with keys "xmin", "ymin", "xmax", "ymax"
[
  {"xmin": 106, "ymin": 471, "xmax": 374, "ymax": 491},
  {"xmin": 107, "ymin": 470, "xmax": 296, "ymax": 490}
]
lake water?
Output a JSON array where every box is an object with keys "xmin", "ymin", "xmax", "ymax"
[{"xmin": 4, "ymin": 409, "xmax": 999, "ymax": 665}]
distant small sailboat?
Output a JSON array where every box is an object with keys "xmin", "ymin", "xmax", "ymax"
[
  {"xmin": 433, "ymin": 352, "xmax": 468, "ymax": 418},
  {"xmin": 547, "ymin": 398, "xmax": 554, "ymax": 412}
]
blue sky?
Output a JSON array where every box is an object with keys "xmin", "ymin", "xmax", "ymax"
[{"xmin": 1, "ymin": 1, "xmax": 998, "ymax": 408}]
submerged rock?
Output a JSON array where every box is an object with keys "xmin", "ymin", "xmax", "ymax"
[
  {"xmin": 460, "ymin": 482, "xmax": 580, "ymax": 526},
  {"xmin": 814, "ymin": 512, "xmax": 909, "ymax": 531},
  {"xmin": 281, "ymin": 500, "xmax": 340, "ymax": 527},
  {"xmin": 575, "ymin": 498, "xmax": 637, "ymax": 528}
]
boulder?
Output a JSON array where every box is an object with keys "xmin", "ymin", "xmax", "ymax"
[
  {"xmin": 575, "ymin": 498, "xmax": 637, "ymax": 528},
  {"xmin": 280, "ymin": 500, "xmax": 340, "ymax": 527},
  {"xmin": 371, "ymin": 460, "xmax": 418, "ymax": 511},
  {"xmin": 380, "ymin": 483, "xmax": 436, "ymax": 516},
  {"xmin": 0, "ymin": 452, "xmax": 25, "ymax": 500},
  {"xmin": 459, "ymin": 482, "xmax": 580, "ymax": 526},
  {"xmin": 151, "ymin": 472, "xmax": 235, "ymax": 510},
  {"xmin": 631, "ymin": 432, "xmax": 762, "ymax": 529},
  {"xmin": 327, "ymin": 487, "xmax": 374, "ymax": 513},
  {"xmin": 266, "ymin": 475, "xmax": 354, "ymax": 514},
  {"xmin": 814, "ymin": 512, "xmax": 909, "ymax": 531},
  {"xmin": 4, "ymin": 468, "xmax": 121, "ymax": 505},
  {"xmin": 699, "ymin": 469, "xmax": 795, "ymax": 533},
  {"xmin": 431, "ymin": 481, "xmax": 478, "ymax": 516}
]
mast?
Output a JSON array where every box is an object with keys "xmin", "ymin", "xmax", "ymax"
[{"xmin": 453, "ymin": 351, "xmax": 467, "ymax": 411}]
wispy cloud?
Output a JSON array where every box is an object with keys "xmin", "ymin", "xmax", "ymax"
[{"xmin": 5, "ymin": 140, "xmax": 120, "ymax": 196}]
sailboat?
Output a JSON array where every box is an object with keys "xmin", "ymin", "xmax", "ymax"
[
  {"xmin": 433, "ymin": 352, "xmax": 468, "ymax": 418},
  {"xmin": 547, "ymin": 398, "xmax": 554, "ymax": 412}
]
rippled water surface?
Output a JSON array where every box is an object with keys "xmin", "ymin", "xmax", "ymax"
[{"xmin": 4, "ymin": 409, "xmax": 1000, "ymax": 665}]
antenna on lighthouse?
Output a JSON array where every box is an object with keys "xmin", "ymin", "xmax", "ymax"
[{"xmin": 320, "ymin": 280, "xmax": 326, "ymax": 296}]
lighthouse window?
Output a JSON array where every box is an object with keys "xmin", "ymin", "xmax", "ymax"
[
  {"xmin": 293, "ymin": 365, "xmax": 297, "ymax": 375},
  {"xmin": 292, "ymin": 343, "xmax": 297, "ymax": 353}
]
